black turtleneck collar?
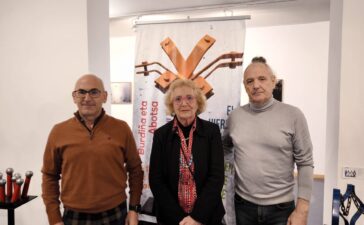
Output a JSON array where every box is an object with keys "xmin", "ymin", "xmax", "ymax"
[{"xmin": 177, "ymin": 119, "xmax": 192, "ymax": 137}]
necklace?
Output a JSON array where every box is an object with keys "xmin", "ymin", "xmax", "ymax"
[
  {"xmin": 180, "ymin": 154, "xmax": 193, "ymax": 168},
  {"xmin": 180, "ymin": 136, "xmax": 192, "ymax": 168},
  {"xmin": 173, "ymin": 118, "xmax": 196, "ymax": 169}
]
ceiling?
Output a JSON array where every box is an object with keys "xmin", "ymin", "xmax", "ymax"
[{"xmin": 109, "ymin": 0, "xmax": 330, "ymax": 20}]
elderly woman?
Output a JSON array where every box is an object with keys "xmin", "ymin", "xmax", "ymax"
[{"xmin": 149, "ymin": 79, "xmax": 225, "ymax": 225}]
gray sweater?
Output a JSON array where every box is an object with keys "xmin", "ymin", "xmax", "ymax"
[{"xmin": 223, "ymin": 97, "xmax": 314, "ymax": 205}]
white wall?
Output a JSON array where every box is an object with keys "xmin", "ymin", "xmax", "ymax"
[
  {"xmin": 323, "ymin": 0, "xmax": 342, "ymax": 223},
  {"xmin": 0, "ymin": 0, "xmax": 109, "ymax": 224},
  {"xmin": 88, "ymin": 0, "xmax": 112, "ymax": 97},
  {"xmin": 323, "ymin": 1, "xmax": 364, "ymax": 224},
  {"xmin": 334, "ymin": 0, "xmax": 364, "ymax": 224},
  {"xmin": 338, "ymin": 0, "xmax": 364, "ymax": 189},
  {"xmin": 242, "ymin": 22, "xmax": 329, "ymax": 175},
  {"xmin": 110, "ymin": 36, "xmax": 136, "ymax": 128}
]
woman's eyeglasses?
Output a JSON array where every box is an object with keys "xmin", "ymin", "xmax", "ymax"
[{"xmin": 173, "ymin": 95, "xmax": 195, "ymax": 105}]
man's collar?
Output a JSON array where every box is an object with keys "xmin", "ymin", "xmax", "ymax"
[
  {"xmin": 74, "ymin": 109, "xmax": 105, "ymax": 127},
  {"xmin": 249, "ymin": 97, "xmax": 275, "ymax": 112}
]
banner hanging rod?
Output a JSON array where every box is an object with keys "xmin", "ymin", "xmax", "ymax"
[
  {"xmin": 134, "ymin": 15, "xmax": 251, "ymax": 26},
  {"xmin": 110, "ymin": 0, "xmax": 293, "ymax": 19}
]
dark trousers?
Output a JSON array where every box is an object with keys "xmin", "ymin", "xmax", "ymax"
[
  {"xmin": 63, "ymin": 202, "xmax": 127, "ymax": 225},
  {"xmin": 234, "ymin": 194, "xmax": 295, "ymax": 225}
]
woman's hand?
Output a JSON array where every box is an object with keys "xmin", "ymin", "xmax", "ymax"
[{"xmin": 179, "ymin": 216, "xmax": 202, "ymax": 225}]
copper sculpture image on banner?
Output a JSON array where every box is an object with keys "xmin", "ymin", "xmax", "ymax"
[{"xmin": 135, "ymin": 34, "xmax": 243, "ymax": 99}]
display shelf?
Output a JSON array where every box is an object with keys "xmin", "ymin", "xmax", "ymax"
[{"xmin": 0, "ymin": 196, "xmax": 37, "ymax": 225}]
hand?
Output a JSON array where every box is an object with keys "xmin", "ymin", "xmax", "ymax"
[
  {"xmin": 286, "ymin": 198, "xmax": 309, "ymax": 225},
  {"xmin": 179, "ymin": 216, "xmax": 202, "ymax": 225},
  {"xmin": 125, "ymin": 210, "xmax": 138, "ymax": 225},
  {"xmin": 54, "ymin": 222, "xmax": 64, "ymax": 225}
]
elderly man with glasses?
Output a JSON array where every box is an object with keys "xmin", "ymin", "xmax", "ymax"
[{"xmin": 41, "ymin": 74, "xmax": 143, "ymax": 225}]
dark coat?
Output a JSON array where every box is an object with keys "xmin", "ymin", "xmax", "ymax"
[{"xmin": 149, "ymin": 117, "xmax": 225, "ymax": 225}]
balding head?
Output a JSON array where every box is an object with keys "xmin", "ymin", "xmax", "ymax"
[
  {"xmin": 74, "ymin": 74, "xmax": 105, "ymax": 91},
  {"xmin": 72, "ymin": 74, "xmax": 107, "ymax": 123}
]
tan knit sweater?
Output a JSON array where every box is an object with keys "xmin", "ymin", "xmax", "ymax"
[{"xmin": 42, "ymin": 113, "xmax": 143, "ymax": 224}]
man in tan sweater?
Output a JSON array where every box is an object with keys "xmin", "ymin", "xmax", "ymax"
[{"xmin": 42, "ymin": 74, "xmax": 143, "ymax": 225}]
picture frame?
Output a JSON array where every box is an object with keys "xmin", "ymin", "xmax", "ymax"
[
  {"xmin": 111, "ymin": 82, "xmax": 132, "ymax": 104},
  {"xmin": 273, "ymin": 79, "xmax": 283, "ymax": 102}
]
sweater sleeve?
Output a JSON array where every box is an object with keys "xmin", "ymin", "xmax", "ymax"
[
  {"xmin": 124, "ymin": 123, "xmax": 144, "ymax": 206},
  {"xmin": 41, "ymin": 126, "xmax": 63, "ymax": 225},
  {"xmin": 292, "ymin": 108, "xmax": 314, "ymax": 201},
  {"xmin": 297, "ymin": 166, "xmax": 313, "ymax": 201}
]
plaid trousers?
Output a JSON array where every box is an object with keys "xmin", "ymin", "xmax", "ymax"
[{"xmin": 63, "ymin": 202, "xmax": 127, "ymax": 225}]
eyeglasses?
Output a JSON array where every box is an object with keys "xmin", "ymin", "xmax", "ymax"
[
  {"xmin": 72, "ymin": 89, "xmax": 103, "ymax": 98},
  {"xmin": 173, "ymin": 95, "xmax": 195, "ymax": 105}
]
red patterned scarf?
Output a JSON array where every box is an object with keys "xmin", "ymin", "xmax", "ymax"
[{"xmin": 173, "ymin": 117, "xmax": 197, "ymax": 213}]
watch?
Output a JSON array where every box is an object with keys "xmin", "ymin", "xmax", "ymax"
[{"xmin": 129, "ymin": 204, "xmax": 142, "ymax": 213}]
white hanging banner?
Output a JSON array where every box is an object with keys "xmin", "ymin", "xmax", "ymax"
[{"xmin": 133, "ymin": 19, "xmax": 245, "ymax": 225}]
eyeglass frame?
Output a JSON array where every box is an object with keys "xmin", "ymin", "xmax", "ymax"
[
  {"xmin": 173, "ymin": 95, "xmax": 196, "ymax": 105},
  {"xmin": 72, "ymin": 88, "xmax": 104, "ymax": 98}
]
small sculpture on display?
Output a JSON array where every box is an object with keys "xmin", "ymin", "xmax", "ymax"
[{"xmin": 0, "ymin": 168, "xmax": 33, "ymax": 204}]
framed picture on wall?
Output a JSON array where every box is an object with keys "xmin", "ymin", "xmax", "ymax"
[
  {"xmin": 111, "ymin": 82, "xmax": 132, "ymax": 104},
  {"xmin": 273, "ymin": 79, "xmax": 283, "ymax": 102}
]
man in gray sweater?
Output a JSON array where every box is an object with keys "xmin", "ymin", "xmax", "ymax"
[{"xmin": 223, "ymin": 57, "xmax": 314, "ymax": 225}]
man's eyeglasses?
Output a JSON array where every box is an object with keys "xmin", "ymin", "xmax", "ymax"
[
  {"xmin": 72, "ymin": 89, "xmax": 103, "ymax": 98},
  {"xmin": 173, "ymin": 95, "xmax": 195, "ymax": 105}
]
